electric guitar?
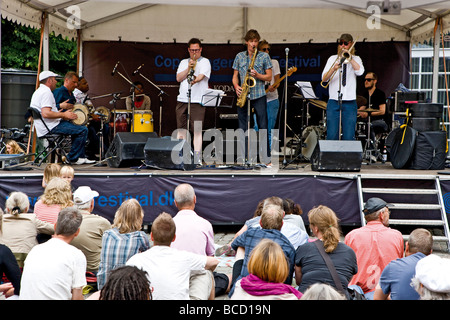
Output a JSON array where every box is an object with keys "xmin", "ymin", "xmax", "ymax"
[{"xmin": 265, "ymin": 66, "xmax": 297, "ymax": 93}]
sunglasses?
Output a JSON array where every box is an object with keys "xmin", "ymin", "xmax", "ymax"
[
  {"xmin": 189, "ymin": 48, "xmax": 201, "ymax": 52},
  {"xmin": 339, "ymin": 41, "xmax": 350, "ymax": 46},
  {"xmin": 261, "ymin": 48, "xmax": 270, "ymax": 52},
  {"xmin": 365, "ymin": 78, "xmax": 375, "ymax": 82}
]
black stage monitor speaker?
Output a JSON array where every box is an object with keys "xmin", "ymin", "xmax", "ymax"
[
  {"xmin": 144, "ymin": 136, "xmax": 195, "ymax": 170},
  {"xmin": 106, "ymin": 132, "xmax": 157, "ymax": 168},
  {"xmin": 311, "ymin": 140, "xmax": 363, "ymax": 172}
]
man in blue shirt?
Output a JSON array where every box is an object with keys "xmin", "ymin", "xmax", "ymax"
[
  {"xmin": 232, "ymin": 29, "xmax": 272, "ymax": 165},
  {"xmin": 53, "ymin": 71, "xmax": 78, "ymax": 111},
  {"xmin": 374, "ymin": 228, "xmax": 433, "ymax": 300},
  {"xmin": 229, "ymin": 204, "xmax": 296, "ymax": 296}
]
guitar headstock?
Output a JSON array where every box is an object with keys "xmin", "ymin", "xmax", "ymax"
[{"xmin": 287, "ymin": 67, "xmax": 297, "ymax": 76}]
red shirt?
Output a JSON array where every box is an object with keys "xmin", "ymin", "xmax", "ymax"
[{"xmin": 344, "ymin": 220, "xmax": 404, "ymax": 294}]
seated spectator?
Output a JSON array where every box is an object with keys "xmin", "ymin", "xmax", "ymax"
[
  {"xmin": 126, "ymin": 212, "xmax": 219, "ymax": 300},
  {"xmin": 89, "ymin": 266, "xmax": 152, "ymax": 300},
  {"xmin": 231, "ymin": 239, "xmax": 302, "ymax": 300},
  {"xmin": 374, "ymin": 228, "xmax": 433, "ymax": 300},
  {"xmin": 282, "ymin": 198, "xmax": 305, "ymax": 232},
  {"xmin": 19, "ymin": 207, "xmax": 86, "ymax": 300},
  {"xmin": 34, "ymin": 177, "xmax": 73, "ymax": 225},
  {"xmin": 344, "ymin": 197, "xmax": 404, "ymax": 299},
  {"xmin": 171, "ymin": 183, "xmax": 230, "ymax": 298},
  {"xmin": 0, "ymin": 243, "xmax": 22, "ymax": 299},
  {"xmin": 41, "ymin": 163, "xmax": 61, "ymax": 188},
  {"xmin": 411, "ymin": 254, "xmax": 450, "ymax": 300},
  {"xmin": 295, "ymin": 205, "xmax": 357, "ymax": 299},
  {"xmin": 230, "ymin": 204, "xmax": 297, "ymax": 296},
  {"xmin": 300, "ymin": 283, "xmax": 346, "ymax": 300},
  {"xmin": 1, "ymin": 191, "xmax": 54, "ymax": 267},
  {"xmin": 97, "ymin": 199, "xmax": 150, "ymax": 290},
  {"xmin": 5, "ymin": 140, "xmax": 25, "ymax": 155},
  {"xmin": 60, "ymin": 165, "xmax": 75, "ymax": 191},
  {"xmin": 70, "ymin": 186, "xmax": 112, "ymax": 275}
]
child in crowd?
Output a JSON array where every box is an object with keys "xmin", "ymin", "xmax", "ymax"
[
  {"xmin": 60, "ymin": 165, "xmax": 75, "ymax": 191},
  {"xmin": 41, "ymin": 163, "xmax": 61, "ymax": 188}
]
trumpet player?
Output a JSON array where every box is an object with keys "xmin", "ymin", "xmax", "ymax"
[
  {"xmin": 176, "ymin": 38, "xmax": 211, "ymax": 166},
  {"xmin": 232, "ymin": 29, "xmax": 272, "ymax": 165},
  {"xmin": 322, "ymin": 33, "xmax": 364, "ymax": 140}
]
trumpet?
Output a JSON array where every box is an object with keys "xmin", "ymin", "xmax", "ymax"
[
  {"xmin": 320, "ymin": 39, "xmax": 357, "ymax": 89},
  {"xmin": 236, "ymin": 48, "xmax": 257, "ymax": 108},
  {"xmin": 187, "ymin": 54, "xmax": 197, "ymax": 84}
]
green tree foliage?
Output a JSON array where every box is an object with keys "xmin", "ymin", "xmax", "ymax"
[{"xmin": 1, "ymin": 18, "xmax": 77, "ymax": 75}]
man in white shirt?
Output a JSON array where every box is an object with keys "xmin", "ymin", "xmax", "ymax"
[
  {"xmin": 19, "ymin": 207, "xmax": 87, "ymax": 300},
  {"xmin": 30, "ymin": 71, "xmax": 94, "ymax": 165},
  {"xmin": 126, "ymin": 212, "xmax": 219, "ymax": 300},
  {"xmin": 176, "ymin": 38, "xmax": 211, "ymax": 165},
  {"xmin": 322, "ymin": 33, "xmax": 364, "ymax": 140}
]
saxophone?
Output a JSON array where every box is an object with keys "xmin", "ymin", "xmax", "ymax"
[
  {"xmin": 187, "ymin": 54, "xmax": 197, "ymax": 84},
  {"xmin": 236, "ymin": 48, "xmax": 257, "ymax": 108}
]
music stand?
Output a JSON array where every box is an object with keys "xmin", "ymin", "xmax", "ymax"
[{"xmin": 201, "ymin": 89, "xmax": 233, "ymax": 129}]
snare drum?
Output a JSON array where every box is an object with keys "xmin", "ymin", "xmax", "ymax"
[
  {"xmin": 71, "ymin": 104, "xmax": 90, "ymax": 126},
  {"xmin": 132, "ymin": 110, "xmax": 153, "ymax": 132}
]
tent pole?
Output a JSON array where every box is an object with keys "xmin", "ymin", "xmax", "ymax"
[{"xmin": 432, "ymin": 19, "xmax": 440, "ymax": 103}]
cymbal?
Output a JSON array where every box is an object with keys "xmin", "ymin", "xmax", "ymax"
[{"xmin": 308, "ymin": 100, "xmax": 327, "ymax": 110}]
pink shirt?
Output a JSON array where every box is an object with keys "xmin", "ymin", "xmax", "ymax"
[
  {"xmin": 33, "ymin": 199, "xmax": 61, "ymax": 224},
  {"xmin": 344, "ymin": 220, "xmax": 404, "ymax": 294},
  {"xmin": 171, "ymin": 209, "xmax": 215, "ymax": 257}
]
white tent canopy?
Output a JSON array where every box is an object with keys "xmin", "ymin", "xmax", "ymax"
[{"xmin": 2, "ymin": 0, "xmax": 450, "ymax": 44}]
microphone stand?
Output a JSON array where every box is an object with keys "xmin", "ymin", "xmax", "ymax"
[
  {"xmin": 338, "ymin": 64, "xmax": 343, "ymax": 140},
  {"xmin": 94, "ymin": 113, "xmax": 108, "ymax": 167},
  {"xmin": 282, "ymin": 48, "xmax": 289, "ymax": 167},
  {"xmin": 134, "ymin": 69, "xmax": 169, "ymax": 136},
  {"xmin": 113, "ymin": 69, "xmax": 139, "ymax": 132}
]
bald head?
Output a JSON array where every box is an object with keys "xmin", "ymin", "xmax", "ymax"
[{"xmin": 174, "ymin": 183, "xmax": 196, "ymax": 209}]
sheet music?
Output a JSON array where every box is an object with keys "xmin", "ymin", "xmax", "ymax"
[
  {"xmin": 201, "ymin": 89, "xmax": 225, "ymax": 107},
  {"xmin": 295, "ymin": 81, "xmax": 318, "ymax": 99}
]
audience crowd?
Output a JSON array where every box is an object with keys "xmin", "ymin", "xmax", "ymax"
[{"xmin": 1, "ymin": 167, "xmax": 450, "ymax": 301}]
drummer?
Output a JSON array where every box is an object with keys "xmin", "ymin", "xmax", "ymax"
[
  {"xmin": 125, "ymin": 81, "xmax": 151, "ymax": 112},
  {"xmin": 53, "ymin": 71, "xmax": 78, "ymax": 111},
  {"xmin": 73, "ymin": 76, "xmax": 93, "ymax": 108}
]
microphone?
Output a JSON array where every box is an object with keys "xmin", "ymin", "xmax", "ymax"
[
  {"xmin": 133, "ymin": 64, "xmax": 144, "ymax": 76},
  {"xmin": 94, "ymin": 111, "xmax": 107, "ymax": 118},
  {"xmin": 285, "ymin": 48, "xmax": 289, "ymax": 55},
  {"xmin": 111, "ymin": 61, "xmax": 120, "ymax": 76}
]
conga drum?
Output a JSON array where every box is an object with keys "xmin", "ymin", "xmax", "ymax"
[{"xmin": 132, "ymin": 110, "xmax": 153, "ymax": 132}]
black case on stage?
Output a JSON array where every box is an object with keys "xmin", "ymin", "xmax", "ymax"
[
  {"xmin": 311, "ymin": 140, "xmax": 363, "ymax": 172},
  {"xmin": 409, "ymin": 131, "xmax": 447, "ymax": 170}
]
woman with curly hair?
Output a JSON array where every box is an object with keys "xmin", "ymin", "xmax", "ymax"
[
  {"xmin": 34, "ymin": 177, "xmax": 73, "ymax": 225},
  {"xmin": 294, "ymin": 205, "xmax": 357, "ymax": 299}
]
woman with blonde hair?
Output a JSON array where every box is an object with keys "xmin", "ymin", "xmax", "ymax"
[
  {"xmin": 97, "ymin": 199, "xmax": 150, "ymax": 290},
  {"xmin": 231, "ymin": 239, "xmax": 302, "ymax": 300},
  {"xmin": 5, "ymin": 140, "xmax": 25, "ymax": 154},
  {"xmin": 1, "ymin": 191, "xmax": 54, "ymax": 267},
  {"xmin": 34, "ymin": 177, "xmax": 73, "ymax": 224},
  {"xmin": 294, "ymin": 205, "xmax": 357, "ymax": 299}
]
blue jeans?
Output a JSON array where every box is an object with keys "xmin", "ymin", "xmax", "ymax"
[
  {"xmin": 237, "ymin": 96, "xmax": 270, "ymax": 161},
  {"xmin": 326, "ymin": 99, "xmax": 357, "ymax": 140},
  {"xmin": 254, "ymin": 99, "xmax": 279, "ymax": 150},
  {"xmin": 50, "ymin": 120, "xmax": 88, "ymax": 162}
]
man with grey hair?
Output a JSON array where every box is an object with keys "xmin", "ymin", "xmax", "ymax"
[
  {"xmin": 229, "ymin": 204, "xmax": 296, "ymax": 297},
  {"xmin": 344, "ymin": 197, "xmax": 404, "ymax": 300},
  {"xmin": 20, "ymin": 207, "xmax": 87, "ymax": 300},
  {"xmin": 171, "ymin": 183, "xmax": 225, "ymax": 299},
  {"xmin": 70, "ymin": 186, "xmax": 111, "ymax": 275}
]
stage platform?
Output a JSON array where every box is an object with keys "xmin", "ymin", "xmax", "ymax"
[{"xmin": 1, "ymin": 159, "xmax": 450, "ymax": 232}]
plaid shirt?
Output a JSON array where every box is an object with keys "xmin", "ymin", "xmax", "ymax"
[
  {"xmin": 97, "ymin": 228, "xmax": 150, "ymax": 289},
  {"xmin": 233, "ymin": 51, "xmax": 272, "ymax": 100},
  {"xmin": 231, "ymin": 228, "xmax": 295, "ymax": 284}
]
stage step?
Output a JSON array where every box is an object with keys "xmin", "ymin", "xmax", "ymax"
[{"xmin": 357, "ymin": 176, "xmax": 450, "ymax": 252}]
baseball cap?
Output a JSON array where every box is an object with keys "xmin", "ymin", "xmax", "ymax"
[
  {"xmin": 415, "ymin": 254, "xmax": 450, "ymax": 293},
  {"xmin": 73, "ymin": 186, "xmax": 99, "ymax": 205},
  {"xmin": 339, "ymin": 33, "xmax": 353, "ymax": 42},
  {"xmin": 363, "ymin": 197, "xmax": 392, "ymax": 215},
  {"xmin": 39, "ymin": 70, "xmax": 59, "ymax": 82}
]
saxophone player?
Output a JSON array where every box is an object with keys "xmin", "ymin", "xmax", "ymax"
[
  {"xmin": 232, "ymin": 29, "xmax": 272, "ymax": 165},
  {"xmin": 176, "ymin": 38, "xmax": 211, "ymax": 166}
]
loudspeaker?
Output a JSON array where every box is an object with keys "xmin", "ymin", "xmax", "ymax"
[
  {"xmin": 410, "ymin": 103, "xmax": 443, "ymax": 118},
  {"xmin": 311, "ymin": 140, "xmax": 363, "ymax": 172},
  {"xmin": 144, "ymin": 136, "xmax": 195, "ymax": 170},
  {"xmin": 106, "ymin": 132, "xmax": 157, "ymax": 168},
  {"xmin": 410, "ymin": 131, "xmax": 447, "ymax": 170},
  {"xmin": 410, "ymin": 117, "xmax": 440, "ymax": 132}
]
